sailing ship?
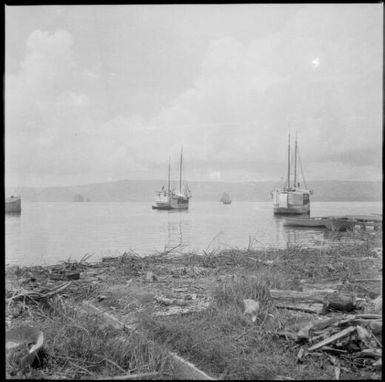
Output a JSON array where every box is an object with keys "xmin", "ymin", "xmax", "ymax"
[
  {"xmin": 220, "ymin": 192, "xmax": 232, "ymax": 204},
  {"xmin": 5, "ymin": 195, "xmax": 21, "ymax": 214},
  {"xmin": 152, "ymin": 147, "xmax": 192, "ymax": 210},
  {"xmin": 271, "ymin": 133, "xmax": 312, "ymax": 215}
]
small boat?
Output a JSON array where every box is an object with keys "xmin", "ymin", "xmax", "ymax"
[
  {"xmin": 271, "ymin": 133, "xmax": 312, "ymax": 215},
  {"xmin": 220, "ymin": 192, "xmax": 232, "ymax": 205},
  {"xmin": 283, "ymin": 216, "xmax": 328, "ymax": 228},
  {"xmin": 5, "ymin": 195, "xmax": 21, "ymax": 214},
  {"xmin": 152, "ymin": 147, "xmax": 192, "ymax": 210}
]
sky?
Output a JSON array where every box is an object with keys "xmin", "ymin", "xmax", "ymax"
[{"xmin": 4, "ymin": 4, "xmax": 383, "ymax": 188}]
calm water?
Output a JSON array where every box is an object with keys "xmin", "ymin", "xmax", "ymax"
[{"xmin": 5, "ymin": 201, "xmax": 382, "ymax": 266}]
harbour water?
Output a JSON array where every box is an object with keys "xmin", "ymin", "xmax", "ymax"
[{"xmin": 5, "ymin": 201, "xmax": 382, "ymax": 266}]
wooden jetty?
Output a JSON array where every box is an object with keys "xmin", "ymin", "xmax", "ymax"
[{"xmin": 324, "ymin": 214, "xmax": 382, "ymax": 232}]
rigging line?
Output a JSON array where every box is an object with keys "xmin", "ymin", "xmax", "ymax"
[{"xmin": 297, "ymin": 148, "xmax": 307, "ymax": 189}]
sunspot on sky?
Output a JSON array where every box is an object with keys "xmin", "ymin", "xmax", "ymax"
[{"xmin": 312, "ymin": 57, "xmax": 320, "ymax": 69}]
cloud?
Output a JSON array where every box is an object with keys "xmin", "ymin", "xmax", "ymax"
[{"xmin": 5, "ymin": 5, "xmax": 382, "ymax": 187}]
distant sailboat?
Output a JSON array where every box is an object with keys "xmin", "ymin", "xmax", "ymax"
[
  {"xmin": 152, "ymin": 147, "xmax": 192, "ymax": 210},
  {"xmin": 220, "ymin": 192, "xmax": 232, "ymax": 205},
  {"xmin": 271, "ymin": 133, "xmax": 312, "ymax": 215}
]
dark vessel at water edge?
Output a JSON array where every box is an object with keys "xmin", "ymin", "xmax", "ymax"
[{"xmin": 5, "ymin": 195, "xmax": 21, "ymax": 214}]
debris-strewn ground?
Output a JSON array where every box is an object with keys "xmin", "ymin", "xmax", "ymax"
[{"xmin": 6, "ymin": 229, "xmax": 382, "ymax": 380}]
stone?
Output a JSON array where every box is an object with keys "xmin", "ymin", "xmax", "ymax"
[
  {"xmin": 145, "ymin": 271, "xmax": 157, "ymax": 282},
  {"xmin": 243, "ymin": 299, "xmax": 260, "ymax": 322}
]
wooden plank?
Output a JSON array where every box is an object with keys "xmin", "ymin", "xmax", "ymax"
[
  {"xmin": 275, "ymin": 303, "xmax": 323, "ymax": 315},
  {"xmin": 270, "ymin": 289, "xmax": 334, "ymax": 303},
  {"xmin": 80, "ymin": 301, "xmax": 215, "ymax": 380},
  {"xmin": 96, "ymin": 372, "xmax": 160, "ymax": 380},
  {"xmin": 308, "ymin": 326, "xmax": 356, "ymax": 352}
]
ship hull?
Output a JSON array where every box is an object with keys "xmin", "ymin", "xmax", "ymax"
[
  {"xmin": 5, "ymin": 196, "xmax": 21, "ymax": 214},
  {"xmin": 274, "ymin": 205, "xmax": 310, "ymax": 215},
  {"xmin": 272, "ymin": 188, "xmax": 310, "ymax": 215},
  {"xmin": 152, "ymin": 195, "xmax": 189, "ymax": 210}
]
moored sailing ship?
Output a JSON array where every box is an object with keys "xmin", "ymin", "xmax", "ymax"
[
  {"xmin": 152, "ymin": 147, "xmax": 192, "ymax": 210},
  {"xmin": 271, "ymin": 133, "xmax": 312, "ymax": 215}
]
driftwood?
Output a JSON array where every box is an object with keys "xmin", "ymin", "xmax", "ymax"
[
  {"xmin": 270, "ymin": 289, "xmax": 360, "ymax": 314},
  {"xmin": 6, "ymin": 282, "xmax": 72, "ymax": 305},
  {"xmin": 79, "ymin": 301, "xmax": 215, "ymax": 380},
  {"xmin": 308, "ymin": 326, "xmax": 356, "ymax": 352},
  {"xmin": 359, "ymin": 348, "xmax": 382, "ymax": 358},
  {"xmin": 154, "ymin": 296, "xmax": 189, "ymax": 307},
  {"xmin": 322, "ymin": 293, "xmax": 356, "ymax": 313},
  {"xmin": 276, "ymin": 304, "xmax": 323, "ymax": 314},
  {"xmin": 96, "ymin": 372, "xmax": 161, "ymax": 380},
  {"xmin": 270, "ymin": 289, "xmax": 335, "ymax": 303}
]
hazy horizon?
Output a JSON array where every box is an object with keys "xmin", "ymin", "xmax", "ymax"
[
  {"xmin": 5, "ymin": 4, "xmax": 383, "ymax": 188},
  {"xmin": 5, "ymin": 177, "xmax": 383, "ymax": 192}
]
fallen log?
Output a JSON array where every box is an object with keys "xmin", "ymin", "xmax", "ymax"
[
  {"xmin": 275, "ymin": 304, "xmax": 323, "ymax": 315},
  {"xmin": 270, "ymin": 289, "xmax": 334, "ymax": 303},
  {"xmin": 359, "ymin": 348, "xmax": 382, "ymax": 358},
  {"xmin": 79, "ymin": 301, "xmax": 215, "ymax": 380},
  {"xmin": 322, "ymin": 293, "xmax": 357, "ymax": 314},
  {"xmin": 308, "ymin": 326, "xmax": 356, "ymax": 352},
  {"xmin": 96, "ymin": 372, "xmax": 161, "ymax": 380}
]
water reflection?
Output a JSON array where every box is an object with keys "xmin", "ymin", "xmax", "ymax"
[
  {"xmin": 167, "ymin": 219, "xmax": 183, "ymax": 250},
  {"xmin": 165, "ymin": 210, "xmax": 192, "ymax": 252},
  {"xmin": 5, "ymin": 214, "xmax": 22, "ymax": 265}
]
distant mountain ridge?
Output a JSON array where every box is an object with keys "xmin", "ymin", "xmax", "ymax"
[{"xmin": 10, "ymin": 180, "xmax": 382, "ymax": 202}]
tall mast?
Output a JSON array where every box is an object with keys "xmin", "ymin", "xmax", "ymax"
[
  {"xmin": 167, "ymin": 157, "xmax": 171, "ymax": 194},
  {"xmin": 179, "ymin": 146, "xmax": 183, "ymax": 194},
  {"xmin": 287, "ymin": 133, "xmax": 291, "ymax": 189},
  {"xmin": 294, "ymin": 132, "xmax": 297, "ymax": 188}
]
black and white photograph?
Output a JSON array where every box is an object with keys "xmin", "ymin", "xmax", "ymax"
[{"xmin": 5, "ymin": 3, "xmax": 382, "ymax": 380}]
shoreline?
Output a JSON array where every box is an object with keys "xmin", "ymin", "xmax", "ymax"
[{"xmin": 6, "ymin": 231, "xmax": 383, "ymax": 380}]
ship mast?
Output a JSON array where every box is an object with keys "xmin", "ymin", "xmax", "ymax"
[
  {"xmin": 287, "ymin": 133, "xmax": 291, "ymax": 189},
  {"xmin": 294, "ymin": 132, "xmax": 297, "ymax": 188},
  {"xmin": 167, "ymin": 157, "xmax": 171, "ymax": 194},
  {"xmin": 179, "ymin": 146, "xmax": 183, "ymax": 194}
]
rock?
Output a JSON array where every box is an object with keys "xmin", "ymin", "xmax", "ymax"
[
  {"xmin": 243, "ymin": 299, "xmax": 260, "ymax": 322},
  {"xmin": 370, "ymin": 248, "xmax": 382, "ymax": 258},
  {"xmin": 185, "ymin": 293, "xmax": 197, "ymax": 301},
  {"xmin": 145, "ymin": 271, "xmax": 157, "ymax": 282},
  {"xmin": 372, "ymin": 295, "xmax": 382, "ymax": 314},
  {"xmin": 373, "ymin": 358, "xmax": 382, "ymax": 370},
  {"xmin": 66, "ymin": 272, "xmax": 80, "ymax": 280},
  {"xmin": 155, "ymin": 296, "xmax": 174, "ymax": 306},
  {"xmin": 6, "ymin": 326, "xmax": 44, "ymax": 369}
]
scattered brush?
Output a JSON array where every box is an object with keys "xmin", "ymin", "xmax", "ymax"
[{"xmin": 6, "ymin": 293, "xmax": 173, "ymax": 379}]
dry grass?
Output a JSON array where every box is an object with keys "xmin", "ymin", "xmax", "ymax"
[
  {"xmin": 6, "ymin": 229, "xmax": 382, "ymax": 380},
  {"xmin": 6, "ymin": 295, "xmax": 173, "ymax": 379}
]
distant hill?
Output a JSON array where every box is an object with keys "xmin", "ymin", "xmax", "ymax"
[{"xmin": 11, "ymin": 179, "xmax": 382, "ymax": 202}]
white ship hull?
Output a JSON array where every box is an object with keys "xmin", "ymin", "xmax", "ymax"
[{"xmin": 272, "ymin": 189, "xmax": 310, "ymax": 215}]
